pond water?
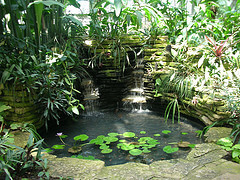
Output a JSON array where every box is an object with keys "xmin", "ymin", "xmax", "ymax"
[{"xmin": 43, "ymin": 109, "xmax": 204, "ymax": 166}]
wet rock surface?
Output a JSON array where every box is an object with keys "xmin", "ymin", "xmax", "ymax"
[{"xmin": 46, "ymin": 142, "xmax": 240, "ymax": 179}]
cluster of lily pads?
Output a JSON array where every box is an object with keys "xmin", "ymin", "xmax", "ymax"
[{"xmin": 48, "ymin": 130, "xmax": 196, "ymax": 157}]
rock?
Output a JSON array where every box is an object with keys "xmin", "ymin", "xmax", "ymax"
[
  {"xmin": 186, "ymin": 143, "xmax": 228, "ymax": 165},
  {"xmin": 94, "ymin": 162, "xmax": 153, "ymax": 180},
  {"xmin": 185, "ymin": 159, "xmax": 240, "ymax": 180},
  {"xmin": 10, "ymin": 130, "xmax": 30, "ymax": 148},
  {"xmin": 68, "ymin": 146, "xmax": 82, "ymax": 154},
  {"xmin": 178, "ymin": 141, "xmax": 191, "ymax": 148},
  {"xmin": 204, "ymin": 127, "xmax": 232, "ymax": 143},
  {"xmin": 47, "ymin": 155, "xmax": 105, "ymax": 179}
]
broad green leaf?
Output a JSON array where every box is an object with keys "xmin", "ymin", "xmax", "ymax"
[
  {"xmin": 28, "ymin": 0, "xmax": 64, "ymax": 8},
  {"xmin": 140, "ymin": 131, "xmax": 146, "ymax": 134},
  {"xmin": 163, "ymin": 145, "xmax": 179, "ymax": 153},
  {"xmin": 0, "ymin": 104, "xmax": 11, "ymax": 112},
  {"xmin": 34, "ymin": 2, "xmax": 43, "ymax": 34},
  {"xmin": 129, "ymin": 149, "xmax": 142, "ymax": 156},
  {"xmin": 74, "ymin": 134, "xmax": 89, "ymax": 141},
  {"xmin": 217, "ymin": 137, "xmax": 233, "ymax": 147},
  {"xmin": 101, "ymin": 148, "xmax": 112, "ymax": 154},
  {"xmin": 103, "ymin": 136, "xmax": 118, "ymax": 143},
  {"xmin": 72, "ymin": 106, "xmax": 79, "ymax": 115},
  {"xmin": 100, "ymin": 144, "xmax": 109, "ymax": 150},
  {"xmin": 154, "ymin": 134, "xmax": 161, "ymax": 137},
  {"xmin": 51, "ymin": 144, "xmax": 65, "ymax": 149},
  {"xmin": 162, "ymin": 130, "xmax": 171, "ymax": 134},
  {"xmin": 232, "ymin": 150, "xmax": 240, "ymax": 158},
  {"xmin": 114, "ymin": 0, "xmax": 122, "ymax": 17},
  {"xmin": 123, "ymin": 132, "xmax": 136, "ymax": 138}
]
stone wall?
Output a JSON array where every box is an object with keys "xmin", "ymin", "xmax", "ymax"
[
  {"xmin": 89, "ymin": 35, "xmax": 232, "ymax": 125},
  {"xmin": 142, "ymin": 39, "xmax": 231, "ymax": 125},
  {"xmin": 0, "ymin": 83, "xmax": 43, "ymax": 128}
]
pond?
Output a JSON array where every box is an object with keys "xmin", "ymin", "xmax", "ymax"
[{"xmin": 42, "ymin": 109, "xmax": 204, "ymax": 166}]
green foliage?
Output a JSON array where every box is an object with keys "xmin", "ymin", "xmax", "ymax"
[
  {"xmin": 162, "ymin": 130, "xmax": 171, "ymax": 135},
  {"xmin": 0, "ymin": 132, "xmax": 49, "ymax": 179},
  {"xmin": 217, "ymin": 137, "xmax": 240, "ymax": 163},
  {"xmin": 123, "ymin": 132, "xmax": 136, "ymax": 138},
  {"xmin": 71, "ymin": 155, "xmax": 100, "ymax": 161},
  {"xmin": 163, "ymin": 145, "xmax": 179, "ymax": 154},
  {"xmin": 74, "ymin": 134, "xmax": 89, "ymax": 141}
]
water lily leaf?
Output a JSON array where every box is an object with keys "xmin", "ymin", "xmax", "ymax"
[
  {"xmin": 163, "ymin": 145, "xmax": 179, "ymax": 153},
  {"xmin": 123, "ymin": 132, "xmax": 136, "ymax": 138},
  {"xmin": 60, "ymin": 135, "xmax": 68, "ymax": 138},
  {"xmin": 188, "ymin": 144, "xmax": 196, "ymax": 148},
  {"xmin": 100, "ymin": 144, "xmax": 109, "ymax": 150},
  {"xmin": 129, "ymin": 149, "xmax": 142, "ymax": 156},
  {"xmin": 154, "ymin": 134, "xmax": 161, "ymax": 137},
  {"xmin": 74, "ymin": 134, "xmax": 89, "ymax": 141},
  {"xmin": 181, "ymin": 132, "xmax": 188, "ymax": 135},
  {"xmin": 103, "ymin": 136, "xmax": 118, "ymax": 143},
  {"xmin": 162, "ymin": 130, "xmax": 171, "ymax": 134},
  {"xmin": 108, "ymin": 133, "xmax": 119, "ymax": 137},
  {"xmin": 140, "ymin": 131, "xmax": 146, "ymax": 134},
  {"xmin": 101, "ymin": 148, "xmax": 112, "ymax": 154},
  {"xmin": 51, "ymin": 144, "xmax": 65, "ymax": 150},
  {"xmin": 119, "ymin": 139, "xmax": 126, "ymax": 143},
  {"xmin": 117, "ymin": 143, "xmax": 135, "ymax": 151},
  {"xmin": 89, "ymin": 138, "xmax": 104, "ymax": 145},
  {"xmin": 142, "ymin": 148, "xmax": 151, "ymax": 153}
]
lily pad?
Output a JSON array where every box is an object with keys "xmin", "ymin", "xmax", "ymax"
[
  {"xmin": 103, "ymin": 136, "xmax": 118, "ymax": 143},
  {"xmin": 129, "ymin": 149, "xmax": 142, "ymax": 156},
  {"xmin": 99, "ymin": 144, "xmax": 109, "ymax": 150},
  {"xmin": 163, "ymin": 145, "xmax": 179, "ymax": 153},
  {"xmin": 89, "ymin": 138, "xmax": 104, "ymax": 145},
  {"xmin": 154, "ymin": 134, "xmax": 161, "ymax": 137},
  {"xmin": 117, "ymin": 143, "xmax": 135, "ymax": 151},
  {"xmin": 181, "ymin": 132, "xmax": 188, "ymax": 135},
  {"xmin": 123, "ymin": 132, "xmax": 136, "ymax": 138},
  {"xmin": 74, "ymin": 134, "xmax": 89, "ymax": 141},
  {"xmin": 51, "ymin": 144, "xmax": 65, "ymax": 150},
  {"xmin": 142, "ymin": 148, "xmax": 151, "ymax": 153},
  {"xmin": 162, "ymin": 130, "xmax": 171, "ymax": 134},
  {"xmin": 101, "ymin": 148, "xmax": 113, "ymax": 154},
  {"xmin": 140, "ymin": 131, "xmax": 146, "ymax": 134}
]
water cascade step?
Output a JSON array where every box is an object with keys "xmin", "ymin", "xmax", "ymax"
[{"xmin": 122, "ymin": 59, "xmax": 146, "ymax": 111}]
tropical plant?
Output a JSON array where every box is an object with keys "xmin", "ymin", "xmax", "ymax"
[
  {"xmin": 217, "ymin": 137, "xmax": 240, "ymax": 163},
  {"xmin": 0, "ymin": 132, "xmax": 49, "ymax": 179}
]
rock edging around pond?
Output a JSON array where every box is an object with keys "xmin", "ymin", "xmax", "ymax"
[
  {"xmin": 45, "ymin": 143, "xmax": 240, "ymax": 179},
  {"xmin": 45, "ymin": 127, "xmax": 240, "ymax": 180}
]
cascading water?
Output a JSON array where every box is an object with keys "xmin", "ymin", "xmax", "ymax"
[
  {"xmin": 122, "ymin": 59, "xmax": 146, "ymax": 112},
  {"xmin": 81, "ymin": 79, "xmax": 99, "ymax": 115}
]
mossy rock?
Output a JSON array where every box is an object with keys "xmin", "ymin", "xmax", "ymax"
[{"xmin": 10, "ymin": 130, "xmax": 30, "ymax": 148}]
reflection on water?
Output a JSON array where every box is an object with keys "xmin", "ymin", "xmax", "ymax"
[{"xmin": 43, "ymin": 110, "xmax": 204, "ymax": 166}]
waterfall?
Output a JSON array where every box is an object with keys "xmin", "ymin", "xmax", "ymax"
[
  {"xmin": 81, "ymin": 79, "xmax": 99, "ymax": 115},
  {"xmin": 122, "ymin": 59, "xmax": 147, "ymax": 112}
]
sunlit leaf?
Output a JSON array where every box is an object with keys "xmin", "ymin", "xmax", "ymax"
[
  {"xmin": 74, "ymin": 134, "xmax": 89, "ymax": 141},
  {"xmin": 129, "ymin": 149, "xmax": 142, "ymax": 156}
]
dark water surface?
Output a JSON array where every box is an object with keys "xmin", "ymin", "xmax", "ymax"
[{"xmin": 42, "ymin": 109, "xmax": 204, "ymax": 166}]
